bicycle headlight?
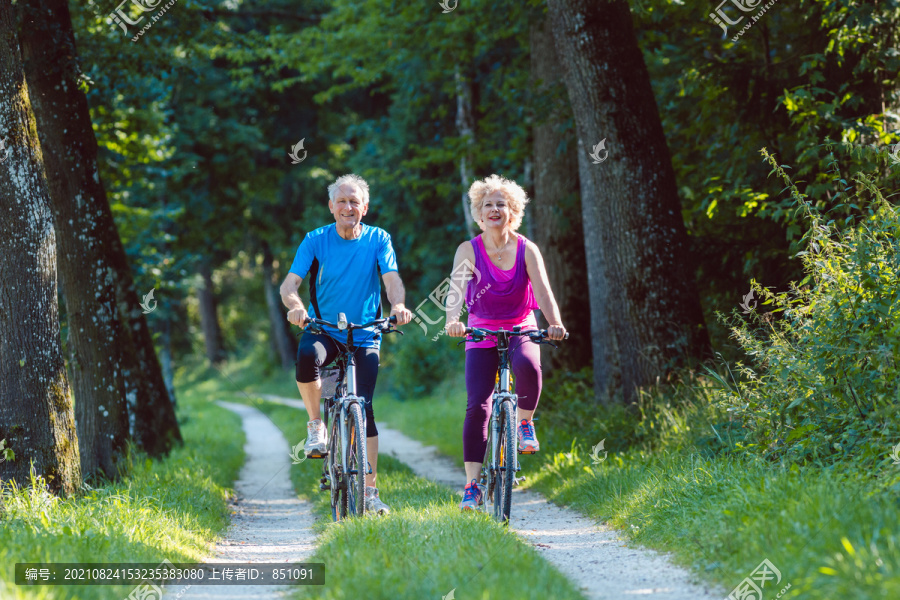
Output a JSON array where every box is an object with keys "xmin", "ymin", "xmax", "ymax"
[{"xmin": 337, "ymin": 313, "xmax": 348, "ymax": 330}]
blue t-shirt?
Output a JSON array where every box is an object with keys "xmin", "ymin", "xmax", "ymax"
[{"xmin": 289, "ymin": 223, "xmax": 398, "ymax": 348}]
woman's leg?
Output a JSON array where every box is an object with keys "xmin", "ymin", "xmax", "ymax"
[
  {"xmin": 463, "ymin": 347, "xmax": 499, "ymax": 484},
  {"xmin": 511, "ymin": 336, "xmax": 542, "ymax": 422}
]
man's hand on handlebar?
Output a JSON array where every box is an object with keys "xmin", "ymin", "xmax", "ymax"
[
  {"xmin": 446, "ymin": 321, "xmax": 466, "ymax": 337},
  {"xmin": 390, "ymin": 303, "xmax": 413, "ymax": 326},
  {"xmin": 546, "ymin": 323, "xmax": 567, "ymax": 341},
  {"xmin": 287, "ymin": 307, "xmax": 308, "ymax": 327}
]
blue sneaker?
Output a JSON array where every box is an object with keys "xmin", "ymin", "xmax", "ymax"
[
  {"xmin": 517, "ymin": 419, "xmax": 539, "ymax": 454},
  {"xmin": 460, "ymin": 479, "xmax": 483, "ymax": 511}
]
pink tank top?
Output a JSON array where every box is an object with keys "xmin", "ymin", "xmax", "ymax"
[{"xmin": 465, "ymin": 234, "xmax": 539, "ymax": 349}]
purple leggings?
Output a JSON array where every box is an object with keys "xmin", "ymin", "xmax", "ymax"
[{"xmin": 463, "ymin": 338, "xmax": 542, "ymax": 463}]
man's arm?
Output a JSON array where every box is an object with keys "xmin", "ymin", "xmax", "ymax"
[
  {"xmin": 280, "ymin": 273, "xmax": 308, "ymax": 326},
  {"xmin": 382, "ymin": 271, "xmax": 413, "ymax": 325}
]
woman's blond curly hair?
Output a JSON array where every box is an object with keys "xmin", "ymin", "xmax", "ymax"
[{"xmin": 468, "ymin": 174, "xmax": 529, "ymax": 232}]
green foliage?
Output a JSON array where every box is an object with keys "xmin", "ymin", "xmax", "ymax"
[
  {"xmin": 380, "ymin": 329, "xmax": 464, "ymax": 400},
  {"xmin": 711, "ymin": 152, "xmax": 900, "ymax": 465}
]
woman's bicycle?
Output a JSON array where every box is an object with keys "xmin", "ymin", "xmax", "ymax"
[
  {"xmin": 461, "ymin": 326, "xmax": 566, "ymax": 523},
  {"xmin": 304, "ymin": 314, "xmax": 401, "ymax": 521}
]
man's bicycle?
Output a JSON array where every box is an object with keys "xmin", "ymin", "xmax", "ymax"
[
  {"xmin": 461, "ymin": 326, "xmax": 566, "ymax": 523},
  {"xmin": 304, "ymin": 314, "xmax": 401, "ymax": 521}
]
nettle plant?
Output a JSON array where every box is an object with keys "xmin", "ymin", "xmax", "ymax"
[{"xmin": 712, "ymin": 151, "xmax": 899, "ymax": 465}]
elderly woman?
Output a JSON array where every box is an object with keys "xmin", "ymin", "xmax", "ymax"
[{"xmin": 445, "ymin": 174, "xmax": 567, "ymax": 511}]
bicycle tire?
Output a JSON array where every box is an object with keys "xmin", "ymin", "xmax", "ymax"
[
  {"xmin": 327, "ymin": 404, "xmax": 348, "ymax": 522},
  {"xmin": 493, "ymin": 400, "xmax": 515, "ymax": 522},
  {"xmin": 346, "ymin": 401, "xmax": 367, "ymax": 517}
]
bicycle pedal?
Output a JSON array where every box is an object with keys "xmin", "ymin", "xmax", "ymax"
[{"xmin": 305, "ymin": 451, "xmax": 328, "ymax": 459}]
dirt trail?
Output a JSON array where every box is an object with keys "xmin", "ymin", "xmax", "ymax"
[{"xmin": 160, "ymin": 401, "xmax": 318, "ymax": 600}]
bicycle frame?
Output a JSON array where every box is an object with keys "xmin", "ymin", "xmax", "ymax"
[
  {"xmin": 484, "ymin": 334, "xmax": 520, "ymax": 496},
  {"xmin": 307, "ymin": 314, "xmax": 400, "ymax": 520},
  {"xmin": 330, "ymin": 330, "xmax": 365, "ymax": 486}
]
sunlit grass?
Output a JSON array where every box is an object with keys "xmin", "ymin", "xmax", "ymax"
[{"xmin": 0, "ymin": 376, "xmax": 245, "ymax": 600}]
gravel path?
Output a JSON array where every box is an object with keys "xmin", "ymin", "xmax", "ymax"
[
  {"xmin": 158, "ymin": 394, "xmax": 723, "ymax": 600},
  {"xmin": 161, "ymin": 401, "xmax": 318, "ymax": 600},
  {"xmin": 374, "ymin": 426, "xmax": 723, "ymax": 600}
]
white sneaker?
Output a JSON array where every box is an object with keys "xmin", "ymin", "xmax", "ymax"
[{"xmin": 304, "ymin": 419, "xmax": 327, "ymax": 457}]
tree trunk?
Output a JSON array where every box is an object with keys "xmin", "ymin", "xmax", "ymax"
[
  {"xmin": 455, "ymin": 68, "xmax": 476, "ymax": 239},
  {"xmin": 547, "ymin": 0, "xmax": 711, "ymax": 402},
  {"xmin": 262, "ymin": 241, "xmax": 297, "ymax": 370},
  {"xmin": 19, "ymin": 0, "xmax": 132, "ymax": 479},
  {"xmin": 577, "ymin": 137, "xmax": 620, "ymax": 403},
  {"xmin": 17, "ymin": 0, "xmax": 181, "ymax": 459},
  {"xmin": 0, "ymin": 3, "xmax": 81, "ymax": 495},
  {"xmin": 530, "ymin": 17, "xmax": 593, "ymax": 376},
  {"xmin": 197, "ymin": 260, "xmax": 226, "ymax": 364}
]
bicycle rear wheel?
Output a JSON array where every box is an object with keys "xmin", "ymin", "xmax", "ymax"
[
  {"xmin": 346, "ymin": 402, "xmax": 367, "ymax": 517},
  {"xmin": 493, "ymin": 400, "xmax": 515, "ymax": 523}
]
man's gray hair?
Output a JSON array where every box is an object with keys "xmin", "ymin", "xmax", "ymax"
[{"xmin": 328, "ymin": 174, "xmax": 370, "ymax": 205}]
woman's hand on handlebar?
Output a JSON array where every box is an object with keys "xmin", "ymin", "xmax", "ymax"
[
  {"xmin": 546, "ymin": 323, "xmax": 567, "ymax": 341},
  {"xmin": 287, "ymin": 307, "xmax": 308, "ymax": 327},
  {"xmin": 446, "ymin": 321, "xmax": 466, "ymax": 337}
]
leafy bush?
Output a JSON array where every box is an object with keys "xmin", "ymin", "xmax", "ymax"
[
  {"xmin": 708, "ymin": 152, "xmax": 900, "ymax": 465},
  {"xmin": 380, "ymin": 327, "xmax": 464, "ymax": 400}
]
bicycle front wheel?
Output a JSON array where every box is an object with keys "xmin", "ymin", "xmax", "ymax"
[
  {"xmin": 493, "ymin": 400, "xmax": 515, "ymax": 523},
  {"xmin": 327, "ymin": 405, "xmax": 348, "ymax": 522},
  {"xmin": 346, "ymin": 402, "xmax": 367, "ymax": 517}
]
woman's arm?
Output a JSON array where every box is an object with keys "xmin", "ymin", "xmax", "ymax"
[
  {"xmin": 524, "ymin": 240, "xmax": 567, "ymax": 340},
  {"xmin": 445, "ymin": 241, "xmax": 476, "ymax": 337}
]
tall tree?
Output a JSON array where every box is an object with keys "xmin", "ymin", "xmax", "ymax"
[
  {"xmin": 18, "ymin": 0, "xmax": 181, "ymax": 462},
  {"xmin": 529, "ymin": 16, "xmax": 592, "ymax": 375},
  {"xmin": 262, "ymin": 240, "xmax": 297, "ymax": 370},
  {"xmin": 0, "ymin": 1, "xmax": 81, "ymax": 495},
  {"xmin": 547, "ymin": 0, "xmax": 711, "ymax": 401},
  {"xmin": 197, "ymin": 259, "xmax": 226, "ymax": 365},
  {"xmin": 19, "ymin": 0, "xmax": 130, "ymax": 478}
]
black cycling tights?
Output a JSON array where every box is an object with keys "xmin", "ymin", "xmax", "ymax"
[{"xmin": 295, "ymin": 332, "xmax": 380, "ymax": 437}]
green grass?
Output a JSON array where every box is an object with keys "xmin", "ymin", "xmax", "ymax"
[
  {"xmin": 373, "ymin": 372, "xmax": 900, "ymax": 599},
  {"xmin": 0, "ymin": 370, "xmax": 245, "ymax": 600}
]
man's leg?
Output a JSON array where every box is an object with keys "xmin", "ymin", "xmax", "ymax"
[
  {"xmin": 297, "ymin": 379, "xmax": 322, "ymax": 420},
  {"xmin": 296, "ymin": 332, "xmax": 338, "ymax": 455},
  {"xmin": 354, "ymin": 347, "xmax": 381, "ymax": 488}
]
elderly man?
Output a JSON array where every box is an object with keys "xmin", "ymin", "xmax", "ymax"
[{"xmin": 280, "ymin": 174, "xmax": 412, "ymax": 515}]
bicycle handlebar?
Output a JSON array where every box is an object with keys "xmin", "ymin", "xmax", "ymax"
[
  {"xmin": 304, "ymin": 314, "xmax": 402, "ymax": 335},
  {"xmin": 462, "ymin": 326, "xmax": 568, "ymax": 346}
]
